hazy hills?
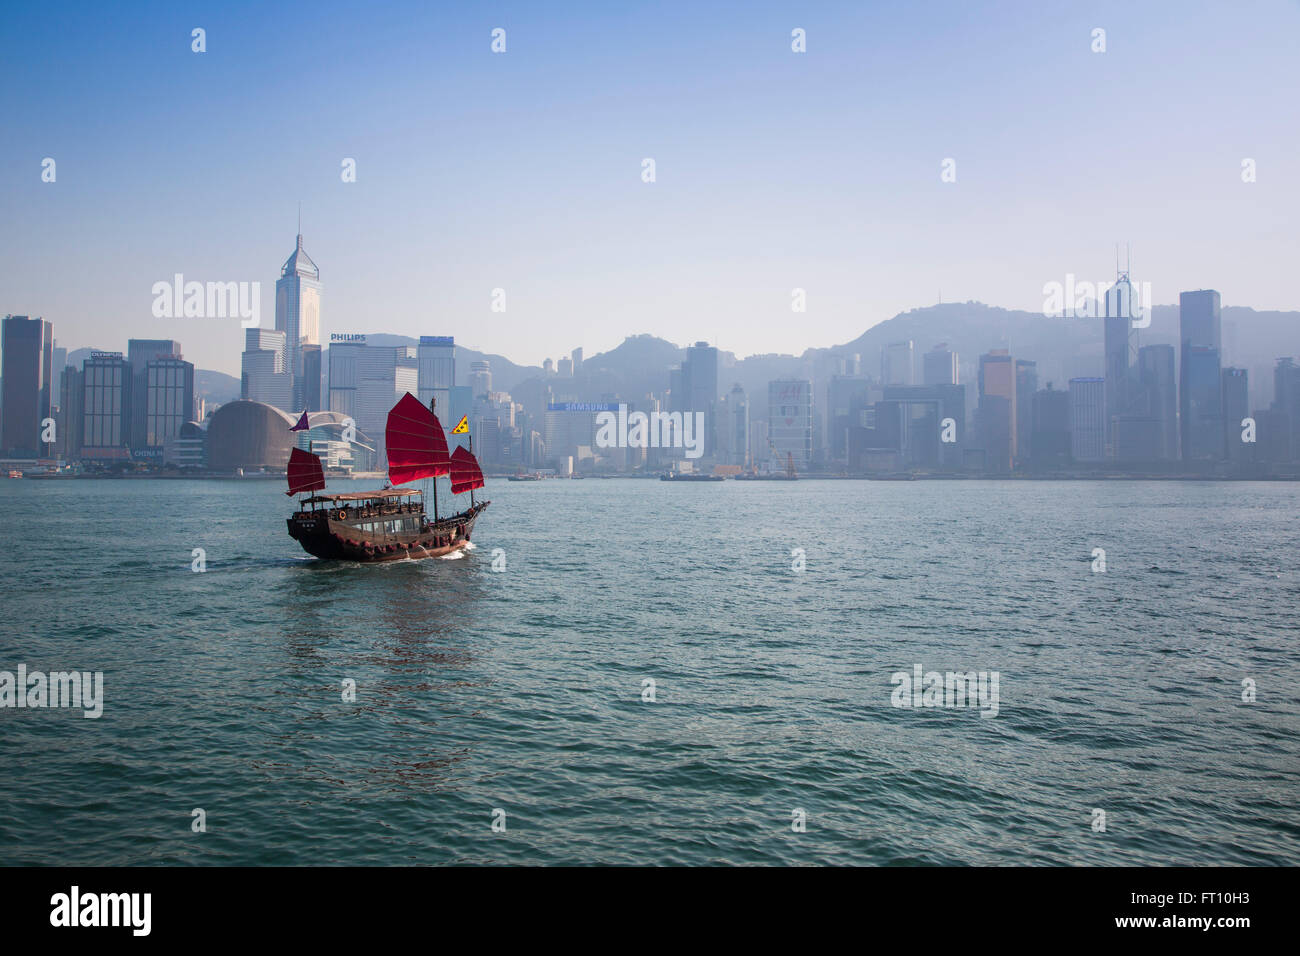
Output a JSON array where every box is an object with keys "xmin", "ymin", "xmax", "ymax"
[{"xmin": 62, "ymin": 301, "xmax": 1299, "ymax": 415}]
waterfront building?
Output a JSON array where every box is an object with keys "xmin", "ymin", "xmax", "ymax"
[
  {"xmin": 1069, "ymin": 377, "xmax": 1106, "ymax": 461},
  {"xmin": 328, "ymin": 342, "xmax": 417, "ymax": 469},
  {"xmin": 1, "ymin": 315, "xmax": 54, "ymax": 457},
  {"xmin": 206, "ymin": 400, "xmax": 297, "ymax": 471},
  {"xmin": 768, "ymin": 379, "xmax": 813, "ymax": 471},
  {"xmin": 1030, "ymin": 384, "xmax": 1070, "ymax": 468},
  {"xmin": 1015, "ymin": 359, "xmax": 1037, "ymax": 466},
  {"xmin": 978, "ymin": 349, "xmax": 1016, "ymax": 473},
  {"xmin": 80, "ymin": 352, "xmax": 133, "ymax": 461},
  {"xmin": 683, "ymin": 342, "xmax": 719, "ymax": 459},
  {"xmin": 1180, "ymin": 290, "xmax": 1223, "ymax": 463},
  {"xmin": 1222, "ymin": 367, "xmax": 1250, "ymax": 465}
]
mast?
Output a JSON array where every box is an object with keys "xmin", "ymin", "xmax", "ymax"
[
  {"xmin": 468, "ymin": 428, "xmax": 476, "ymax": 507},
  {"xmin": 385, "ymin": 391, "xmax": 449, "ymax": 529},
  {"xmin": 428, "ymin": 395, "xmax": 439, "ymax": 521}
]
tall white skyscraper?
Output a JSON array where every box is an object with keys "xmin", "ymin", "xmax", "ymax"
[{"xmin": 275, "ymin": 232, "xmax": 321, "ymax": 411}]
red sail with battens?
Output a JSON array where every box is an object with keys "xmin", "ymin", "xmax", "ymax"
[
  {"xmin": 449, "ymin": 446, "xmax": 485, "ymax": 494},
  {"xmin": 386, "ymin": 392, "xmax": 450, "ymax": 485},
  {"xmin": 286, "ymin": 447, "xmax": 326, "ymax": 496}
]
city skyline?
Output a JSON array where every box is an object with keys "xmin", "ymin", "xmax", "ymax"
[
  {"xmin": 4, "ymin": 0, "xmax": 1299, "ymax": 374},
  {"xmin": 10, "ymin": 273, "xmax": 1300, "ymax": 478}
]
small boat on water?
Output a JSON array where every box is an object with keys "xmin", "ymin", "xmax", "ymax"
[
  {"xmin": 660, "ymin": 472, "xmax": 724, "ymax": 482},
  {"xmin": 507, "ymin": 472, "xmax": 544, "ymax": 482},
  {"xmin": 285, "ymin": 393, "xmax": 489, "ymax": 562},
  {"xmin": 734, "ymin": 449, "xmax": 799, "ymax": 481}
]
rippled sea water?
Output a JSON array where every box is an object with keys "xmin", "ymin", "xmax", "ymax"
[{"xmin": 1, "ymin": 477, "xmax": 1297, "ymax": 865}]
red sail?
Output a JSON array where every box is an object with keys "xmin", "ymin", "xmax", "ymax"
[
  {"xmin": 386, "ymin": 392, "xmax": 450, "ymax": 484},
  {"xmin": 450, "ymin": 446, "xmax": 485, "ymax": 494},
  {"xmin": 286, "ymin": 447, "xmax": 326, "ymax": 496}
]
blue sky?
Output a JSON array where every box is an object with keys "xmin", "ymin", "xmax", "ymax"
[{"xmin": 3, "ymin": 0, "xmax": 1298, "ymax": 375}]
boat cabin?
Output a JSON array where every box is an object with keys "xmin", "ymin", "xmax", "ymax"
[{"xmin": 292, "ymin": 488, "xmax": 424, "ymax": 528}]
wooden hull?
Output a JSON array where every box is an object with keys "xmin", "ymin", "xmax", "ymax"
[{"xmin": 287, "ymin": 501, "xmax": 489, "ymax": 562}]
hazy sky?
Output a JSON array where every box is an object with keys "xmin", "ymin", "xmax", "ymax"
[{"xmin": 3, "ymin": 0, "xmax": 1298, "ymax": 376}]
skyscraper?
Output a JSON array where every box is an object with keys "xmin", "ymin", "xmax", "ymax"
[
  {"xmin": 58, "ymin": 362, "xmax": 83, "ymax": 460},
  {"xmin": 1030, "ymin": 384, "xmax": 1071, "ymax": 468},
  {"xmin": 275, "ymin": 232, "xmax": 322, "ymax": 412},
  {"xmin": 1136, "ymin": 344, "xmax": 1177, "ymax": 460},
  {"xmin": 1103, "ymin": 268, "xmax": 1139, "ymax": 455},
  {"xmin": 826, "ymin": 374, "xmax": 875, "ymax": 466},
  {"xmin": 1, "ymin": 315, "xmax": 54, "ymax": 457},
  {"xmin": 328, "ymin": 342, "xmax": 417, "ymax": 469},
  {"xmin": 1221, "ymin": 367, "xmax": 1250, "ymax": 465},
  {"xmin": 922, "ymin": 344, "xmax": 958, "ymax": 386},
  {"xmin": 242, "ymin": 328, "xmax": 292, "ymax": 411},
  {"xmin": 1015, "ymin": 359, "xmax": 1037, "ymax": 465},
  {"xmin": 768, "ymin": 379, "xmax": 813, "ymax": 471},
  {"xmin": 883, "ymin": 340, "xmax": 916, "ymax": 386},
  {"xmin": 418, "ymin": 336, "xmax": 455, "ymax": 414},
  {"xmin": 144, "ymin": 356, "xmax": 196, "ymax": 450},
  {"xmin": 1271, "ymin": 357, "xmax": 1300, "ymax": 461},
  {"xmin": 723, "ymin": 383, "xmax": 749, "ymax": 467},
  {"xmin": 683, "ymin": 342, "xmax": 719, "ymax": 459},
  {"xmin": 127, "ymin": 339, "xmax": 182, "ymax": 451},
  {"xmin": 301, "ymin": 344, "xmax": 322, "ymax": 412},
  {"xmin": 469, "ymin": 361, "xmax": 492, "ymax": 398},
  {"xmin": 1069, "ymin": 377, "xmax": 1106, "ymax": 461},
  {"xmin": 51, "ymin": 343, "xmax": 66, "ymax": 404},
  {"xmin": 978, "ymin": 349, "xmax": 1016, "ymax": 472},
  {"xmin": 1180, "ymin": 290, "xmax": 1223, "ymax": 463},
  {"xmin": 80, "ymin": 352, "xmax": 132, "ymax": 460}
]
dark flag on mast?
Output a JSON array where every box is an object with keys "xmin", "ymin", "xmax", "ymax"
[{"xmin": 290, "ymin": 411, "xmax": 310, "ymax": 431}]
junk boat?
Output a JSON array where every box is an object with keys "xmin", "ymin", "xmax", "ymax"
[{"xmin": 285, "ymin": 393, "xmax": 489, "ymax": 562}]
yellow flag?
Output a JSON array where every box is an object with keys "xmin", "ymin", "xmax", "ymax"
[{"xmin": 451, "ymin": 415, "xmax": 469, "ymax": 434}]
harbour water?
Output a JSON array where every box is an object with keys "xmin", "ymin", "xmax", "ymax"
[{"xmin": 1, "ymin": 478, "xmax": 1296, "ymax": 865}]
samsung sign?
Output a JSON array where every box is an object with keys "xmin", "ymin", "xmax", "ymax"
[
  {"xmin": 420, "ymin": 336, "xmax": 454, "ymax": 346},
  {"xmin": 548, "ymin": 402, "xmax": 620, "ymax": 412}
]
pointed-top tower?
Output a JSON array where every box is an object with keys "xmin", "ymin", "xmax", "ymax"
[
  {"xmin": 1103, "ymin": 244, "xmax": 1139, "ymax": 456},
  {"xmin": 275, "ymin": 222, "xmax": 322, "ymax": 411}
]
